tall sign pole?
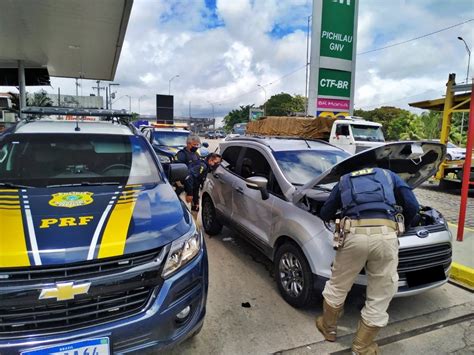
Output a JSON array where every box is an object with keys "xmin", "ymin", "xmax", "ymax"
[{"xmin": 308, "ymin": 0, "xmax": 359, "ymax": 118}]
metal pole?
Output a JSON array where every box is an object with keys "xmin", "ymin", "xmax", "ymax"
[
  {"xmin": 75, "ymin": 78, "xmax": 79, "ymax": 97},
  {"xmin": 305, "ymin": 15, "xmax": 311, "ymax": 116},
  {"xmin": 18, "ymin": 60, "xmax": 26, "ymax": 118},
  {"xmin": 457, "ymin": 80, "xmax": 474, "ymax": 242},
  {"xmin": 168, "ymin": 75, "xmax": 179, "ymax": 95},
  {"xmin": 258, "ymin": 84, "xmax": 267, "ymax": 116},
  {"xmin": 105, "ymin": 87, "xmax": 109, "ymax": 109},
  {"xmin": 458, "ymin": 37, "xmax": 471, "ymax": 142},
  {"xmin": 58, "ymin": 87, "xmax": 61, "ymax": 107}
]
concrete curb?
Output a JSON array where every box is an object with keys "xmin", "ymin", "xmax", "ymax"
[{"xmin": 450, "ymin": 262, "xmax": 474, "ymax": 289}]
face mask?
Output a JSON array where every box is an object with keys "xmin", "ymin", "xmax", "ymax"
[{"xmin": 190, "ymin": 146, "xmax": 199, "ymax": 152}]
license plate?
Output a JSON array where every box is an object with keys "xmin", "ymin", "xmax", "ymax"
[
  {"xmin": 406, "ymin": 265, "xmax": 446, "ymax": 288},
  {"xmin": 21, "ymin": 337, "xmax": 110, "ymax": 355}
]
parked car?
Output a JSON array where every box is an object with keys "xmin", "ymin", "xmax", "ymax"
[
  {"xmin": 202, "ymin": 137, "xmax": 451, "ymax": 307},
  {"xmin": 445, "ymin": 142, "xmax": 466, "ymax": 161},
  {"xmin": 215, "ymin": 130, "xmax": 226, "ymax": 139},
  {"xmin": 205, "ymin": 131, "xmax": 216, "ymax": 139},
  {"xmin": 141, "ymin": 125, "xmax": 208, "ymax": 162},
  {"xmin": 0, "ymin": 113, "xmax": 208, "ymax": 354}
]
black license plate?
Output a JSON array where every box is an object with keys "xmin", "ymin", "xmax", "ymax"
[{"xmin": 406, "ymin": 265, "xmax": 446, "ymax": 288}]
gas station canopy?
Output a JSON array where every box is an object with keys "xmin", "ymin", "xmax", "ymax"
[{"xmin": 0, "ymin": 0, "xmax": 133, "ymax": 82}]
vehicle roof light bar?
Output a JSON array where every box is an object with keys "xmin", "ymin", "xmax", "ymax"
[{"xmin": 21, "ymin": 107, "xmax": 133, "ymax": 118}]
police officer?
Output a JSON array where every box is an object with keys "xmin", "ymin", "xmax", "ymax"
[
  {"xmin": 316, "ymin": 167, "xmax": 419, "ymax": 355},
  {"xmin": 175, "ymin": 134, "xmax": 201, "ymax": 211}
]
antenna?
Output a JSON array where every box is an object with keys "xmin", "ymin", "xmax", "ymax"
[{"xmin": 75, "ymin": 120, "xmax": 81, "ymax": 131}]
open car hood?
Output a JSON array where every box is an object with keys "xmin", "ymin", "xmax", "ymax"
[{"xmin": 292, "ymin": 141, "xmax": 446, "ymax": 203}]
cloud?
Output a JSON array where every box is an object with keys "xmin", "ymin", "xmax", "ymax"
[{"xmin": 2, "ymin": 0, "xmax": 473, "ymax": 123}]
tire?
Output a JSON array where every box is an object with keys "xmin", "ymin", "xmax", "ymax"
[
  {"xmin": 202, "ymin": 195, "xmax": 223, "ymax": 235},
  {"xmin": 274, "ymin": 242, "xmax": 315, "ymax": 308}
]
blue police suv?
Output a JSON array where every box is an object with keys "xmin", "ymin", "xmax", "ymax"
[{"xmin": 0, "ymin": 109, "xmax": 208, "ymax": 354}]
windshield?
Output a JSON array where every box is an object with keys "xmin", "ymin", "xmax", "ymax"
[
  {"xmin": 152, "ymin": 131, "xmax": 189, "ymax": 147},
  {"xmin": 351, "ymin": 124, "xmax": 385, "ymax": 142},
  {"xmin": 233, "ymin": 123, "xmax": 247, "ymax": 135},
  {"xmin": 447, "ymin": 142, "xmax": 458, "ymax": 148},
  {"xmin": 273, "ymin": 149, "xmax": 350, "ymax": 186},
  {"xmin": 0, "ymin": 134, "xmax": 161, "ymax": 188}
]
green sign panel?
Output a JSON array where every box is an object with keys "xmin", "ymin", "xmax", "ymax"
[
  {"xmin": 318, "ymin": 68, "xmax": 351, "ymax": 97},
  {"xmin": 320, "ymin": 0, "xmax": 355, "ymax": 61}
]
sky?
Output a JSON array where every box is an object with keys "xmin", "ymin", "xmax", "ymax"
[{"xmin": 4, "ymin": 0, "xmax": 474, "ymax": 126}]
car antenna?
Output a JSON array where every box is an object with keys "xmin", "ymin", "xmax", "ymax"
[
  {"xmin": 303, "ymin": 138, "xmax": 311, "ymax": 149},
  {"xmin": 75, "ymin": 120, "xmax": 81, "ymax": 131}
]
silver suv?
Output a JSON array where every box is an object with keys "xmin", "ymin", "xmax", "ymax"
[{"xmin": 202, "ymin": 137, "xmax": 452, "ymax": 308}]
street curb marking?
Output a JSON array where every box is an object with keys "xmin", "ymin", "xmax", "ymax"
[
  {"xmin": 447, "ymin": 222, "xmax": 474, "ymax": 232},
  {"xmin": 450, "ymin": 262, "xmax": 474, "ymax": 289}
]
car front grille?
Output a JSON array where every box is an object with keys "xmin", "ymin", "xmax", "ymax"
[
  {"xmin": 0, "ymin": 249, "xmax": 161, "ymax": 285},
  {"xmin": 0, "ymin": 285, "xmax": 154, "ymax": 336},
  {"xmin": 397, "ymin": 243, "xmax": 452, "ymax": 273},
  {"xmin": 0, "ymin": 249, "xmax": 164, "ymax": 336}
]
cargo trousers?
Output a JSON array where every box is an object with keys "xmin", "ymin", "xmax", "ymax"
[{"xmin": 322, "ymin": 225, "xmax": 399, "ymax": 327}]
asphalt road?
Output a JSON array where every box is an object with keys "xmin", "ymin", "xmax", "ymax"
[{"xmin": 161, "ymin": 139, "xmax": 473, "ymax": 354}]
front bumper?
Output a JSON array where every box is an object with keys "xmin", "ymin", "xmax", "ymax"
[{"xmin": 0, "ymin": 247, "xmax": 208, "ymax": 354}]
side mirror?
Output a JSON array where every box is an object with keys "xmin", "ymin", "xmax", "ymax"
[
  {"xmin": 245, "ymin": 176, "xmax": 269, "ymax": 200},
  {"xmin": 168, "ymin": 163, "xmax": 189, "ymax": 182}
]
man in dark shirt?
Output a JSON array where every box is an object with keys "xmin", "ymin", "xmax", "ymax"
[
  {"xmin": 175, "ymin": 134, "xmax": 201, "ymax": 211},
  {"xmin": 316, "ymin": 167, "xmax": 419, "ymax": 355}
]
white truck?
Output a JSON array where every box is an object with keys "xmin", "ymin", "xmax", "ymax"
[
  {"xmin": 246, "ymin": 115, "xmax": 385, "ymax": 155},
  {"xmin": 0, "ymin": 94, "xmax": 16, "ymax": 124},
  {"xmin": 328, "ymin": 116, "xmax": 385, "ymax": 154}
]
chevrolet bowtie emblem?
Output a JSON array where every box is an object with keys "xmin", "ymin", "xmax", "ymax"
[{"xmin": 39, "ymin": 282, "xmax": 91, "ymax": 301}]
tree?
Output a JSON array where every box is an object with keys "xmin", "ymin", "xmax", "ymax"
[
  {"xmin": 27, "ymin": 90, "xmax": 53, "ymax": 107},
  {"xmin": 223, "ymin": 104, "xmax": 253, "ymax": 131},
  {"xmin": 264, "ymin": 92, "xmax": 306, "ymax": 116}
]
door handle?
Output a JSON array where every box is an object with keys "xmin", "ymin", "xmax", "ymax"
[
  {"xmin": 213, "ymin": 173, "xmax": 220, "ymax": 179},
  {"xmin": 234, "ymin": 186, "xmax": 244, "ymax": 194}
]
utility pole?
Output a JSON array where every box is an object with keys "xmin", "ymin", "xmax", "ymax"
[
  {"xmin": 305, "ymin": 15, "xmax": 311, "ymax": 116},
  {"xmin": 257, "ymin": 84, "xmax": 267, "ymax": 116},
  {"xmin": 75, "ymin": 78, "xmax": 80, "ymax": 97},
  {"xmin": 108, "ymin": 83, "xmax": 120, "ymax": 109},
  {"xmin": 92, "ymin": 80, "xmax": 105, "ymax": 108}
]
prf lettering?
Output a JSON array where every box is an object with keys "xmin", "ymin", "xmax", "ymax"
[
  {"xmin": 351, "ymin": 168, "xmax": 374, "ymax": 177},
  {"xmin": 40, "ymin": 216, "xmax": 94, "ymax": 229}
]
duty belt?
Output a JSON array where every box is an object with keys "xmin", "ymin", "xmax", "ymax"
[{"xmin": 350, "ymin": 218, "xmax": 398, "ymax": 230}]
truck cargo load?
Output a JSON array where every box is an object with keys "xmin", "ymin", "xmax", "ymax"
[{"xmin": 246, "ymin": 116, "xmax": 337, "ymax": 140}]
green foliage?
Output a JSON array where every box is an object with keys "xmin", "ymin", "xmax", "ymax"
[
  {"xmin": 223, "ymin": 104, "xmax": 253, "ymax": 131},
  {"xmin": 27, "ymin": 90, "xmax": 53, "ymax": 107},
  {"xmin": 265, "ymin": 92, "xmax": 306, "ymax": 116}
]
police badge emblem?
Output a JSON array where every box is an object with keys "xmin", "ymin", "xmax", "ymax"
[{"xmin": 49, "ymin": 192, "xmax": 94, "ymax": 208}]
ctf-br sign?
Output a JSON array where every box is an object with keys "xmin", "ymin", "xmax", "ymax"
[{"xmin": 308, "ymin": 0, "xmax": 359, "ymax": 117}]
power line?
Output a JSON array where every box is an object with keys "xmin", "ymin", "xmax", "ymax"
[
  {"xmin": 356, "ymin": 89, "xmax": 437, "ymax": 110},
  {"xmin": 210, "ymin": 19, "xmax": 473, "ymax": 109},
  {"xmin": 358, "ymin": 18, "xmax": 474, "ymax": 55}
]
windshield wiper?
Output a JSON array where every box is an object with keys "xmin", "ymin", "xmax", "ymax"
[
  {"xmin": 47, "ymin": 181, "xmax": 121, "ymax": 188},
  {"xmin": 0, "ymin": 182, "xmax": 35, "ymax": 189}
]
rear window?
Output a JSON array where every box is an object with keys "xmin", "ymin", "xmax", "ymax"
[
  {"xmin": 273, "ymin": 149, "xmax": 350, "ymax": 185},
  {"xmin": 0, "ymin": 133, "xmax": 161, "ymax": 187},
  {"xmin": 152, "ymin": 131, "xmax": 189, "ymax": 147}
]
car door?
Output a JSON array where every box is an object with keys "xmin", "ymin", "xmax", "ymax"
[
  {"xmin": 210, "ymin": 145, "xmax": 243, "ymax": 220},
  {"xmin": 231, "ymin": 146, "xmax": 278, "ymax": 249}
]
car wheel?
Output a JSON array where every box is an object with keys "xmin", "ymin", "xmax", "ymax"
[
  {"xmin": 274, "ymin": 242, "xmax": 315, "ymax": 308},
  {"xmin": 446, "ymin": 154, "xmax": 452, "ymax": 161},
  {"xmin": 202, "ymin": 195, "xmax": 223, "ymax": 235}
]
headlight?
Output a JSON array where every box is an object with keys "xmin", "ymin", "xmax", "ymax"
[{"xmin": 162, "ymin": 228, "xmax": 202, "ymax": 278}]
